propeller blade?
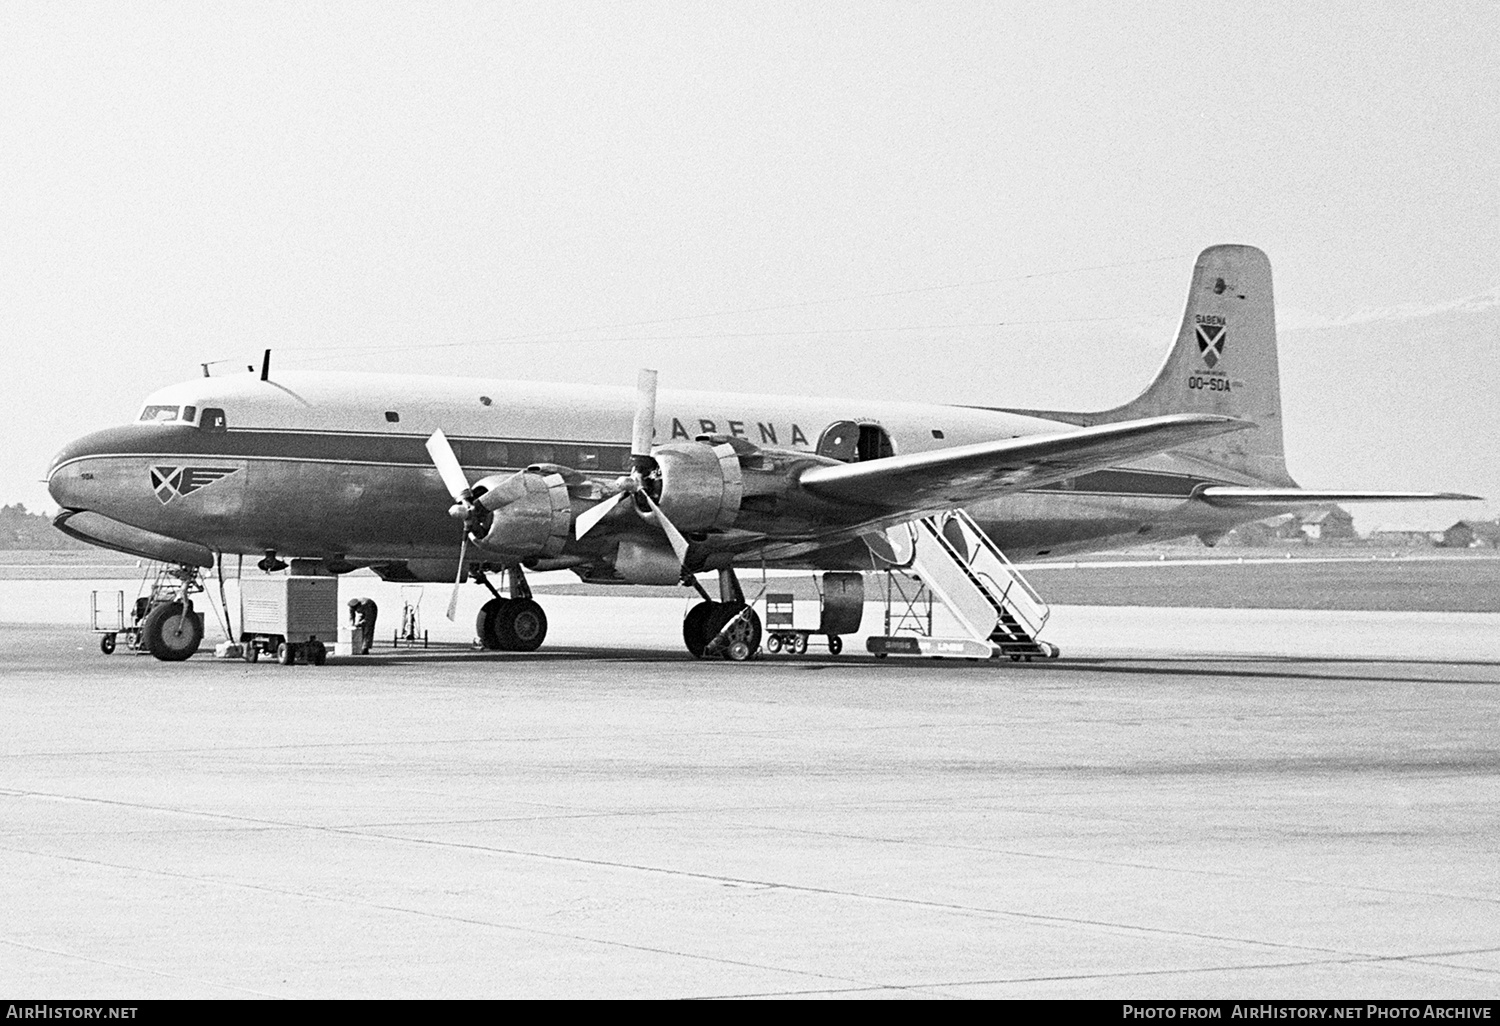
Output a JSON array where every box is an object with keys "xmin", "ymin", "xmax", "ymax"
[
  {"xmin": 631, "ymin": 368, "xmax": 658, "ymax": 459},
  {"xmin": 575, "ymin": 492, "xmax": 626, "ymax": 539},
  {"xmin": 445, "ymin": 535, "xmax": 468, "ymax": 621},
  {"xmin": 640, "ymin": 492, "xmax": 691, "ymax": 565},
  {"xmin": 425, "ymin": 430, "xmax": 472, "ymax": 504}
]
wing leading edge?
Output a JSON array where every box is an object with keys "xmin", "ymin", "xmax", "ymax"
[{"xmin": 797, "ymin": 414, "xmax": 1252, "ymax": 510}]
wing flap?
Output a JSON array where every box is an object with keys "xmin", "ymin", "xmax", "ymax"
[
  {"xmin": 797, "ymin": 414, "xmax": 1251, "ymax": 510},
  {"xmin": 1197, "ymin": 487, "xmax": 1481, "ymax": 506}
]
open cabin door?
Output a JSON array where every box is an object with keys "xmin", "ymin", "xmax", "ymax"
[{"xmin": 816, "ymin": 421, "xmax": 893, "ymax": 463}]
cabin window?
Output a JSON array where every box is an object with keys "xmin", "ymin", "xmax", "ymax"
[
  {"xmin": 474, "ymin": 441, "xmax": 509, "ymax": 466},
  {"xmin": 385, "ymin": 411, "xmax": 400, "ymax": 423},
  {"xmin": 200, "ymin": 408, "xmax": 227, "ymax": 432},
  {"xmin": 931, "ymin": 429, "xmax": 945, "ymax": 439},
  {"xmin": 182, "ymin": 406, "xmax": 197, "ymax": 424},
  {"xmin": 139, "ymin": 405, "xmax": 181, "ymax": 423}
]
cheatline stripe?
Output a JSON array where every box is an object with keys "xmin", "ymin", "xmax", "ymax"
[{"xmin": 57, "ymin": 429, "xmax": 1214, "ymax": 498}]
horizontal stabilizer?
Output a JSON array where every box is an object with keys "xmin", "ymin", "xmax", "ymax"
[
  {"xmin": 798, "ymin": 414, "xmax": 1251, "ymax": 510},
  {"xmin": 1196, "ymin": 487, "xmax": 1481, "ymax": 507}
]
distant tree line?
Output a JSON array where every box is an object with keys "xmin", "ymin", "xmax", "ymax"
[{"xmin": 0, "ymin": 504, "xmax": 88, "ymax": 550}]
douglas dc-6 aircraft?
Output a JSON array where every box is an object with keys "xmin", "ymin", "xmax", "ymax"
[{"xmin": 46, "ymin": 245, "xmax": 1475, "ymax": 661}]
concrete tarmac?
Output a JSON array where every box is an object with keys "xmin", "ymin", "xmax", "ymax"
[{"xmin": 2, "ymin": 599, "xmax": 1499, "ymax": 998}]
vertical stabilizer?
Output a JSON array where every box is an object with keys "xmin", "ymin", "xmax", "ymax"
[{"xmin": 1095, "ymin": 244, "xmax": 1295, "ymax": 484}]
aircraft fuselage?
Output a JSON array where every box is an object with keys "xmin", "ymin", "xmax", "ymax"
[{"xmin": 47, "ymin": 370, "xmax": 1265, "ymax": 580}]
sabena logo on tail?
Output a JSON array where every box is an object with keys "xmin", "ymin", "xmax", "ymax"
[{"xmin": 1195, "ymin": 314, "xmax": 1227, "ymax": 369}]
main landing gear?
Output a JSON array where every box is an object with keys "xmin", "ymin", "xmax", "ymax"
[
  {"xmin": 682, "ymin": 569, "xmax": 762, "ymax": 661},
  {"xmin": 474, "ymin": 566, "xmax": 549, "ymax": 652}
]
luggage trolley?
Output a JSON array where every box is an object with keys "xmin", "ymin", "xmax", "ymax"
[{"xmin": 761, "ymin": 572, "xmax": 864, "ymax": 656}]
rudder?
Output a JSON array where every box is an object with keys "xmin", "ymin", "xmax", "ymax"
[{"xmin": 1090, "ymin": 244, "xmax": 1295, "ymax": 485}]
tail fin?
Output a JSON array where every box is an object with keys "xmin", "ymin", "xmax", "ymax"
[{"xmin": 1085, "ymin": 244, "xmax": 1295, "ymax": 485}]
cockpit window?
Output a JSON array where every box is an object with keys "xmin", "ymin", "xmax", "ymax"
[
  {"xmin": 200, "ymin": 408, "xmax": 227, "ymax": 432},
  {"xmin": 139, "ymin": 405, "xmax": 182, "ymax": 423}
]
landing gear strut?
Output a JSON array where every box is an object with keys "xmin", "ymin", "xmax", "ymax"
[
  {"xmin": 682, "ymin": 569, "xmax": 761, "ymax": 661},
  {"xmin": 474, "ymin": 566, "xmax": 549, "ymax": 652}
]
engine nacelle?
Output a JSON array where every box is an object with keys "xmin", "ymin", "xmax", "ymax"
[
  {"xmin": 653, "ymin": 442, "xmax": 742, "ymax": 532},
  {"xmin": 470, "ymin": 469, "xmax": 572, "ymax": 559}
]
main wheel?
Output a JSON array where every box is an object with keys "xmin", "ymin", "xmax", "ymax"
[
  {"xmin": 476, "ymin": 598, "xmax": 509, "ymax": 650},
  {"xmin": 496, "ymin": 599, "xmax": 548, "ymax": 652},
  {"xmin": 99, "ymin": 633, "xmax": 116, "ymax": 655},
  {"xmin": 706, "ymin": 603, "xmax": 761, "ymax": 660},
  {"xmin": 141, "ymin": 602, "xmax": 203, "ymax": 662},
  {"xmin": 683, "ymin": 601, "xmax": 717, "ymax": 659}
]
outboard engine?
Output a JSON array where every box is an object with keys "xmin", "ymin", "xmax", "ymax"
[{"xmin": 469, "ymin": 469, "xmax": 572, "ymax": 560}]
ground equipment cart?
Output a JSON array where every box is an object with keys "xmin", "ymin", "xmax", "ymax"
[{"xmin": 238, "ymin": 576, "xmax": 339, "ymax": 665}]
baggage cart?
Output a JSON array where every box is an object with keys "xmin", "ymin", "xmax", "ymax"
[{"xmin": 761, "ymin": 572, "xmax": 863, "ymax": 656}]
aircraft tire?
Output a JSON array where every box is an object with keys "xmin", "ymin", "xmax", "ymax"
[
  {"xmin": 497, "ymin": 599, "xmax": 547, "ymax": 652},
  {"xmin": 683, "ymin": 601, "xmax": 716, "ymax": 659},
  {"xmin": 476, "ymin": 598, "xmax": 509, "ymax": 650},
  {"xmin": 141, "ymin": 602, "xmax": 203, "ymax": 662},
  {"xmin": 706, "ymin": 603, "xmax": 760, "ymax": 661}
]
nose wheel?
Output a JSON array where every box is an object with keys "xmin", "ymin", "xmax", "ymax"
[{"xmin": 140, "ymin": 601, "xmax": 204, "ymax": 662}]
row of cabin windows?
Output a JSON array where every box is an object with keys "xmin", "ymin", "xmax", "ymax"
[
  {"xmin": 138, "ymin": 405, "xmax": 228, "ymax": 431},
  {"xmin": 136, "ymin": 407, "xmax": 942, "ymax": 464}
]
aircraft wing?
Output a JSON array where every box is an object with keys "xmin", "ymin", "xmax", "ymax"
[
  {"xmin": 796, "ymin": 414, "xmax": 1251, "ymax": 510},
  {"xmin": 1196, "ymin": 487, "xmax": 1481, "ymax": 506}
]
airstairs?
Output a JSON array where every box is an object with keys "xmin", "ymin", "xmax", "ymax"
[{"xmin": 867, "ymin": 510, "xmax": 1058, "ymax": 660}]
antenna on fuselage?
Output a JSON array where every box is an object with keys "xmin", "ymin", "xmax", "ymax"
[{"xmin": 260, "ymin": 349, "xmax": 271, "ymax": 382}]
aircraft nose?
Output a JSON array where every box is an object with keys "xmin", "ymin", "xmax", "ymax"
[
  {"xmin": 47, "ymin": 428, "xmax": 119, "ymax": 510},
  {"xmin": 48, "ymin": 440, "xmax": 92, "ymax": 510}
]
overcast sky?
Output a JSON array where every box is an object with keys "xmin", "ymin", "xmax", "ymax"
[{"xmin": 3, "ymin": 1, "xmax": 1497, "ymax": 517}]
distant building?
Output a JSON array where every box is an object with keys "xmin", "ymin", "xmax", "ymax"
[
  {"xmin": 1224, "ymin": 513, "xmax": 1303, "ymax": 547},
  {"xmin": 1300, "ymin": 506, "xmax": 1356, "ymax": 541},
  {"xmin": 1368, "ymin": 526, "xmax": 1440, "ymax": 547},
  {"xmin": 1441, "ymin": 520, "xmax": 1500, "ymax": 548}
]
